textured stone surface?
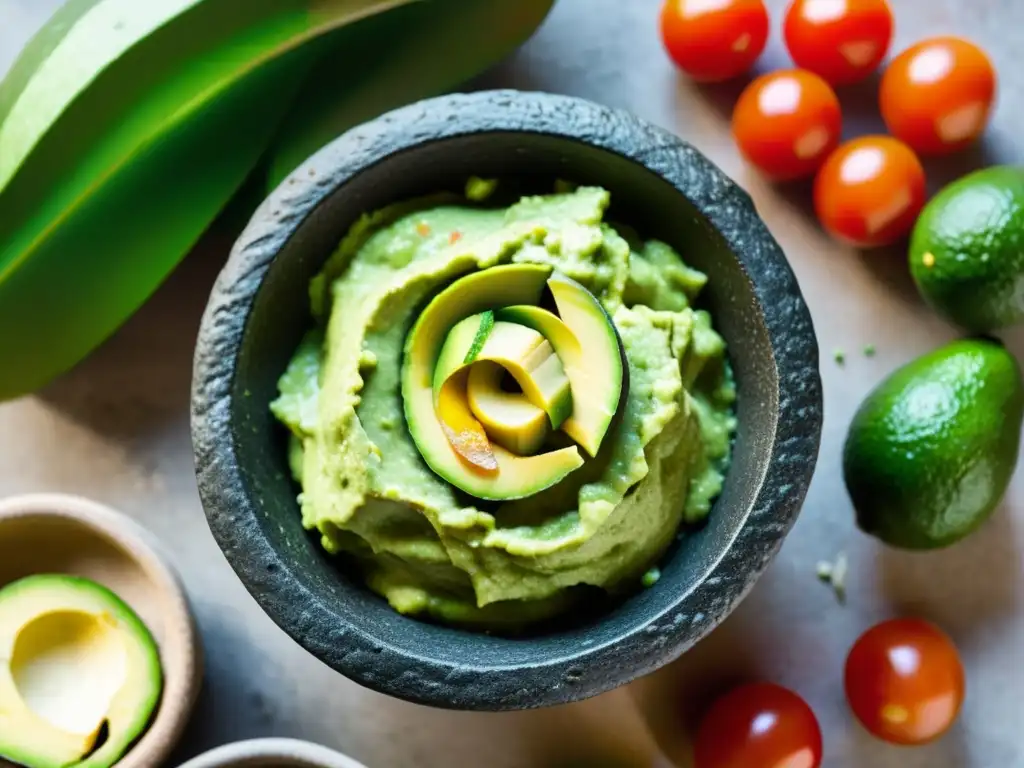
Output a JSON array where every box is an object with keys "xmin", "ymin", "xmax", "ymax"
[
  {"xmin": 3, "ymin": 0, "xmax": 1024, "ymax": 765},
  {"xmin": 192, "ymin": 90, "xmax": 822, "ymax": 710}
]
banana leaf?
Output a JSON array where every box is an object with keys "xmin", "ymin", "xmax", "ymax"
[
  {"xmin": 0, "ymin": 0, "xmax": 418, "ymax": 400},
  {"xmin": 265, "ymin": 0, "xmax": 556, "ymax": 188}
]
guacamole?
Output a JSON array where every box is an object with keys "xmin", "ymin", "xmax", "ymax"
[{"xmin": 271, "ymin": 183, "xmax": 735, "ymax": 629}]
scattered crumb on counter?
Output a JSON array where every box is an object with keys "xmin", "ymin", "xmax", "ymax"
[{"xmin": 816, "ymin": 551, "xmax": 848, "ymax": 605}]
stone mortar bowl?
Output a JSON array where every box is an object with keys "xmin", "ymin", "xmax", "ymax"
[{"xmin": 191, "ymin": 90, "xmax": 823, "ymax": 711}]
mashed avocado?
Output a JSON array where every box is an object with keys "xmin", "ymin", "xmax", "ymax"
[{"xmin": 271, "ymin": 184, "xmax": 735, "ymax": 630}]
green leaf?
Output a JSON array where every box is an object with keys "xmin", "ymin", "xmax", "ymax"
[
  {"xmin": 266, "ymin": 0, "xmax": 556, "ymax": 187},
  {"xmin": 0, "ymin": 0, "xmax": 420, "ymax": 399}
]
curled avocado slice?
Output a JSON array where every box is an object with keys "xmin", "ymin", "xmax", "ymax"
[
  {"xmin": 0, "ymin": 574, "xmax": 162, "ymax": 768},
  {"xmin": 402, "ymin": 264, "xmax": 627, "ymax": 500},
  {"xmin": 431, "ymin": 312, "xmax": 499, "ymax": 471},
  {"xmin": 434, "ymin": 316, "xmax": 572, "ymax": 431},
  {"xmin": 497, "ymin": 273, "xmax": 626, "ymax": 457},
  {"xmin": 402, "ymin": 264, "xmax": 584, "ymax": 500},
  {"xmin": 467, "ymin": 362, "xmax": 550, "ymax": 456}
]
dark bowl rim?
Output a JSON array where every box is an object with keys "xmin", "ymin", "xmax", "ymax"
[{"xmin": 191, "ymin": 89, "xmax": 823, "ymax": 710}]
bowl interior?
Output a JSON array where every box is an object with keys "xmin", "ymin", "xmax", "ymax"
[
  {"xmin": 228, "ymin": 132, "xmax": 778, "ymax": 664},
  {"xmin": 0, "ymin": 496, "xmax": 200, "ymax": 767},
  {"xmin": 0, "ymin": 513, "xmax": 165, "ymax": 622}
]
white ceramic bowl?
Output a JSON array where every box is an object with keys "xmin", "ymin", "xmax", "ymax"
[
  {"xmin": 0, "ymin": 493, "xmax": 202, "ymax": 768},
  {"xmin": 177, "ymin": 739, "xmax": 368, "ymax": 768}
]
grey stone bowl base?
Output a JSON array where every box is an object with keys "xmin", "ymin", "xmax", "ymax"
[{"xmin": 191, "ymin": 90, "xmax": 823, "ymax": 710}]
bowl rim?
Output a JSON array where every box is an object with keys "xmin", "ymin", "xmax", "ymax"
[
  {"xmin": 192, "ymin": 89, "xmax": 822, "ymax": 710},
  {"xmin": 176, "ymin": 738, "xmax": 367, "ymax": 768},
  {"xmin": 0, "ymin": 492, "xmax": 202, "ymax": 767}
]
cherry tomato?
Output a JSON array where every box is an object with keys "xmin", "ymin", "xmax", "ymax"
[
  {"xmin": 733, "ymin": 69, "xmax": 842, "ymax": 181},
  {"xmin": 880, "ymin": 37, "xmax": 997, "ymax": 155},
  {"xmin": 813, "ymin": 136, "xmax": 926, "ymax": 247},
  {"xmin": 693, "ymin": 682, "xmax": 823, "ymax": 768},
  {"xmin": 845, "ymin": 618, "xmax": 965, "ymax": 745},
  {"xmin": 784, "ymin": 0, "xmax": 894, "ymax": 85},
  {"xmin": 660, "ymin": 0, "xmax": 769, "ymax": 83}
]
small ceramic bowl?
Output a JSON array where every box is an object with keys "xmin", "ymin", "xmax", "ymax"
[
  {"xmin": 177, "ymin": 739, "xmax": 367, "ymax": 768},
  {"xmin": 191, "ymin": 90, "xmax": 823, "ymax": 711},
  {"xmin": 0, "ymin": 493, "xmax": 202, "ymax": 767}
]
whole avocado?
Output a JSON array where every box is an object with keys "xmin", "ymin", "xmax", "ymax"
[
  {"xmin": 844, "ymin": 338, "xmax": 1024, "ymax": 549},
  {"xmin": 910, "ymin": 166, "xmax": 1024, "ymax": 332}
]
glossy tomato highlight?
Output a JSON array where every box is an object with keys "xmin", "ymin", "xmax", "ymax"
[
  {"xmin": 880, "ymin": 36, "xmax": 997, "ymax": 155},
  {"xmin": 660, "ymin": 0, "xmax": 769, "ymax": 82},
  {"xmin": 813, "ymin": 136, "xmax": 926, "ymax": 247},
  {"xmin": 693, "ymin": 682, "xmax": 823, "ymax": 768},
  {"xmin": 784, "ymin": 0, "xmax": 894, "ymax": 85},
  {"xmin": 845, "ymin": 618, "xmax": 966, "ymax": 745},
  {"xmin": 733, "ymin": 69, "xmax": 842, "ymax": 181}
]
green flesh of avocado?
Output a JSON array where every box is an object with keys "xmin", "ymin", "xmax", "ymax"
[
  {"xmin": 467, "ymin": 362, "xmax": 549, "ymax": 455},
  {"xmin": 402, "ymin": 264, "xmax": 583, "ymax": 500},
  {"xmin": 0, "ymin": 574, "xmax": 162, "ymax": 768},
  {"xmin": 403, "ymin": 265, "xmax": 629, "ymax": 498},
  {"xmin": 498, "ymin": 272, "xmax": 625, "ymax": 457},
  {"xmin": 434, "ymin": 318, "xmax": 572, "ymax": 429}
]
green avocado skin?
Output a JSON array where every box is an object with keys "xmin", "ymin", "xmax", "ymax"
[
  {"xmin": 910, "ymin": 166, "xmax": 1024, "ymax": 332},
  {"xmin": 843, "ymin": 338, "xmax": 1024, "ymax": 550}
]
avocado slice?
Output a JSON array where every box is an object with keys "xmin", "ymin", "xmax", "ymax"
[
  {"xmin": 0, "ymin": 574, "xmax": 162, "ymax": 768},
  {"xmin": 467, "ymin": 362, "xmax": 550, "ymax": 455},
  {"xmin": 434, "ymin": 317, "xmax": 573, "ymax": 430},
  {"xmin": 431, "ymin": 312, "xmax": 499, "ymax": 471},
  {"xmin": 403, "ymin": 264, "xmax": 584, "ymax": 500},
  {"xmin": 497, "ymin": 273, "xmax": 625, "ymax": 456}
]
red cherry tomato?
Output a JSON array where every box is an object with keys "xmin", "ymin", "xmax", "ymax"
[
  {"xmin": 693, "ymin": 682, "xmax": 823, "ymax": 768},
  {"xmin": 813, "ymin": 136, "xmax": 926, "ymax": 247},
  {"xmin": 845, "ymin": 618, "xmax": 965, "ymax": 745},
  {"xmin": 784, "ymin": 0, "xmax": 894, "ymax": 85},
  {"xmin": 733, "ymin": 69, "xmax": 842, "ymax": 181},
  {"xmin": 660, "ymin": 0, "xmax": 770, "ymax": 83},
  {"xmin": 880, "ymin": 37, "xmax": 997, "ymax": 155}
]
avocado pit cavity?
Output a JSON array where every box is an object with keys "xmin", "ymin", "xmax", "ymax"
[{"xmin": 12, "ymin": 610, "xmax": 127, "ymax": 739}]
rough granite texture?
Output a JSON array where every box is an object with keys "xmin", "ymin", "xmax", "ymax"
[{"xmin": 191, "ymin": 90, "xmax": 822, "ymax": 710}]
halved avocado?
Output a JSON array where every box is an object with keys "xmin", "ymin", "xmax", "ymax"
[
  {"xmin": 497, "ymin": 273, "xmax": 625, "ymax": 456},
  {"xmin": 403, "ymin": 264, "xmax": 584, "ymax": 500},
  {"xmin": 0, "ymin": 574, "xmax": 163, "ymax": 768},
  {"xmin": 467, "ymin": 362, "xmax": 550, "ymax": 455}
]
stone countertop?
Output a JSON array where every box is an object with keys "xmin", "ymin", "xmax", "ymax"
[{"xmin": 1, "ymin": 1, "xmax": 1022, "ymax": 766}]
